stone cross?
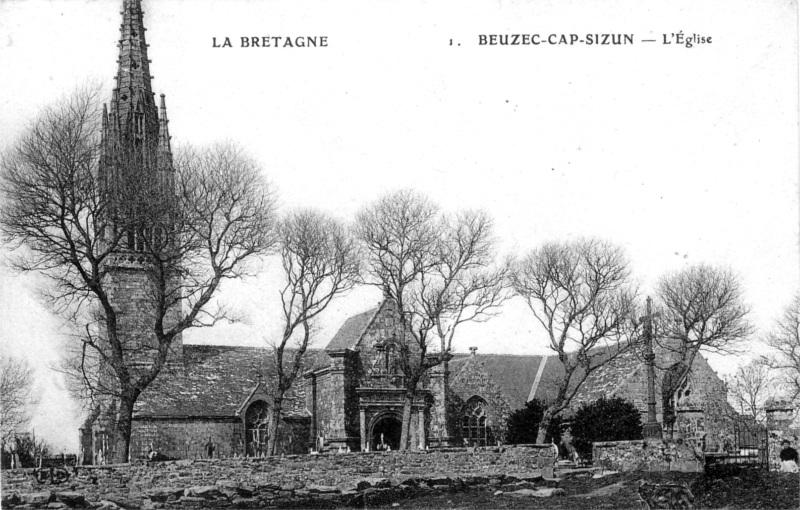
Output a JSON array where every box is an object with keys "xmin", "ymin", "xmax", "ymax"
[{"xmin": 641, "ymin": 296, "xmax": 662, "ymax": 441}]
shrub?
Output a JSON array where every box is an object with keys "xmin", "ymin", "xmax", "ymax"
[
  {"xmin": 570, "ymin": 396, "xmax": 642, "ymax": 461},
  {"xmin": 505, "ymin": 399, "xmax": 562, "ymax": 445}
]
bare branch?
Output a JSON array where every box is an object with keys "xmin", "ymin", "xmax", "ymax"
[
  {"xmin": 509, "ymin": 237, "xmax": 639, "ymax": 443},
  {"xmin": 762, "ymin": 292, "xmax": 800, "ymax": 404},
  {"xmin": 265, "ymin": 209, "xmax": 361, "ymax": 455},
  {"xmin": 354, "ymin": 190, "xmax": 509, "ymax": 450},
  {"xmin": 0, "ymin": 355, "xmax": 36, "ymax": 445},
  {"xmin": 654, "ymin": 263, "xmax": 752, "ymax": 436},
  {"xmin": 724, "ymin": 360, "xmax": 777, "ymax": 424},
  {"xmin": 1, "ymin": 89, "xmax": 279, "ymax": 462}
]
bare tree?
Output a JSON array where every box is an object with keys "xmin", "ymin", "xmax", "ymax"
[
  {"xmin": 266, "ymin": 209, "xmax": 361, "ymax": 456},
  {"xmin": 509, "ymin": 238, "xmax": 638, "ymax": 443},
  {"xmin": 0, "ymin": 355, "xmax": 36, "ymax": 447},
  {"xmin": 355, "ymin": 190, "xmax": 508, "ymax": 450},
  {"xmin": 655, "ymin": 264, "xmax": 751, "ymax": 438},
  {"xmin": 724, "ymin": 360, "xmax": 777, "ymax": 424},
  {"xmin": 763, "ymin": 292, "xmax": 800, "ymax": 403},
  {"xmin": 1, "ymin": 90, "xmax": 278, "ymax": 462}
]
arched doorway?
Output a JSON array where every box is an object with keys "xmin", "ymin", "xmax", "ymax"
[
  {"xmin": 371, "ymin": 414, "xmax": 402, "ymax": 451},
  {"xmin": 245, "ymin": 401, "xmax": 270, "ymax": 457}
]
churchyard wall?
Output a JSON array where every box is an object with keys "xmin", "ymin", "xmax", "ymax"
[
  {"xmin": 1, "ymin": 445, "xmax": 555, "ymax": 508},
  {"xmin": 593, "ymin": 440, "xmax": 704, "ymax": 472}
]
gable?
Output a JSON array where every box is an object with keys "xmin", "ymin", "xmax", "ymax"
[
  {"xmin": 451, "ymin": 354, "xmax": 544, "ymax": 410},
  {"xmin": 324, "ymin": 306, "xmax": 381, "ymax": 351}
]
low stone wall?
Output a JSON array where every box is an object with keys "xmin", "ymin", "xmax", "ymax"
[
  {"xmin": 1, "ymin": 445, "xmax": 555, "ymax": 508},
  {"xmin": 592, "ymin": 440, "xmax": 703, "ymax": 472}
]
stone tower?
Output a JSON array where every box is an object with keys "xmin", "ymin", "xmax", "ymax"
[{"xmin": 98, "ymin": 0, "xmax": 182, "ymax": 366}]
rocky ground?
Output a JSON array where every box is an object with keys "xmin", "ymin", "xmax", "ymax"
[
  {"xmin": 400, "ymin": 469, "xmax": 800, "ymax": 509},
  {"xmin": 2, "ymin": 467, "xmax": 797, "ymax": 509}
]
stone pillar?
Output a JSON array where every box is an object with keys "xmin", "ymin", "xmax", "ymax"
[
  {"xmin": 359, "ymin": 409, "xmax": 367, "ymax": 452},
  {"xmin": 325, "ymin": 350, "xmax": 350, "ymax": 451},
  {"xmin": 418, "ymin": 409, "xmax": 426, "ymax": 450},
  {"xmin": 766, "ymin": 400, "xmax": 795, "ymax": 433},
  {"xmin": 430, "ymin": 361, "xmax": 453, "ymax": 446},
  {"xmin": 304, "ymin": 372, "xmax": 318, "ymax": 452},
  {"xmin": 642, "ymin": 297, "xmax": 662, "ymax": 442},
  {"xmin": 766, "ymin": 399, "xmax": 797, "ymax": 471},
  {"xmin": 410, "ymin": 411, "xmax": 419, "ymax": 451}
]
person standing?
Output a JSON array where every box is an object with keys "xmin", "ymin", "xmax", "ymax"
[{"xmin": 779, "ymin": 439, "xmax": 799, "ymax": 472}]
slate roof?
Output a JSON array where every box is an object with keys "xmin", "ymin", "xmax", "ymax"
[
  {"xmin": 324, "ymin": 306, "xmax": 380, "ymax": 351},
  {"xmin": 450, "ymin": 343, "xmax": 649, "ymax": 412},
  {"xmin": 133, "ymin": 345, "xmax": 322, "ymax": 419},
  {"xmin": 450, "ymin": 354, "xmax": 544, "ymax": 410},
  {"xmin": 568, "ymin": 348, "xmax": 643, "ymax": 404}
]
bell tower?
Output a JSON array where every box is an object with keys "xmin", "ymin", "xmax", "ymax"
[{"xmin": 98, "ymin": 0, "xmax": 182, "ymax": 366}]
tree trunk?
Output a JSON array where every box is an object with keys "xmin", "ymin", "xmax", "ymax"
[
  {"xmin": 267, "ymin": 398, "xmax": 282, "ymax": 456},
  {"xmin": 536, "ymin": 410, "xmax": 553, "ymax": 444},
  {"xmin": 399, "ymin": 391, "xmax": 414, "ymax": 451},
  {"xmin": 112, "ymin": 396, "xmax": 135, "ymax": 464}
]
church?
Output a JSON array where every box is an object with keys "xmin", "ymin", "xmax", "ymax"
[
  {"xmin": 83, "ymin": 295, "xmax": 735, "ymax": 461},
  {"xmin": 80, "ymin": 0, "xmax": 734, "ymax": 463}
]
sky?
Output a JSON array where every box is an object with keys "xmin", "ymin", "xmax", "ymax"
[{"xmin": 0, "ymin": 0, "xmax": 798, "ymax": 451}]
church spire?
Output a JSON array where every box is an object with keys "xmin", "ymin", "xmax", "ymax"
[
  {"xmin": 112, "ymin": 0, "xmax": 158, "ymax": 144},
  {"xmin": 158, "ymin": 94, "xmax": 171, "ymax": 155}
]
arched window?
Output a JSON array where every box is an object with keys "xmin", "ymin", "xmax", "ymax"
[
  {"xmin": 462, "ymin": 396, "xmax": 490, "ymax": 447},
  {"xmin": 675, "ymin": 376, "xmax": 693, "ymax": 407},
  {"xmin": 245, "ymin": 401, "xmax": 270, "ymax": 457}
]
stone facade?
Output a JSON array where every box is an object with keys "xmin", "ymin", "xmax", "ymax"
[
  {"xmin": 448, "ymin": 353, "xmax": 513, "ymax": 445},
  {"xmin": 130, "ymin": 419, "xmax": 240, "ymax": 460},
  {"xmin": 305, "ymin": 300, "xmax": 433, "ymax": 452}
]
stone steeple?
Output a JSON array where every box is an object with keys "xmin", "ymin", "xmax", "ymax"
[
  {"xmin": 100, "ymin": 0, "xmax": 173, "ymax": 214},
  {"xmin": 97, "ymin": 0, "xmax": 182, "ymax": 365},
  {"xmin": 112, "ymin": 0, "xmax": 158, "ymax": 145}
]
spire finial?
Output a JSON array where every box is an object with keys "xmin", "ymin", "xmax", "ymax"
[{"xmin": 158, "ymin": 93, "xmax": 171, "ymax": 154}]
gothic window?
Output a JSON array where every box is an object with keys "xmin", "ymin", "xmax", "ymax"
[
  {"xmin": 245, "ymin": 401, "xmax": 270, "ymax": 457},
  {"xmin": 462, "ymin": 396, "xmax": 489, "ymax": 447},
  {"xmin": 675, "ymin": 377, "xmax": 693, "ymax": 407}
]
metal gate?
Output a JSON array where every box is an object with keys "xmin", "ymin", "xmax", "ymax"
[{"xmin": 705, "ymin": 420, "xmax": 768, "ymax": 471}]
